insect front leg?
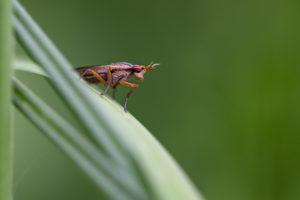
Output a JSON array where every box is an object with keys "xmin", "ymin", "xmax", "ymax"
[
  {"xmin": 124, "ymin": 88, "xmax": 136, "ymax": 112},
  {"xmin": 101, "ymin": 67, "xmax": 113, "ymax": 96},
  {"xmin": 119, "ymin": 80, "xmax": 139, "ymax": 112}
]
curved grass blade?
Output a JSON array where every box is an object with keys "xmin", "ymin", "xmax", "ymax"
[
  {"xmin": 13, "ymin": 78, "xmax": 148, "ymax": 200},
  {"xmin": 13, "ymin": 58, "xmax": 46, "ymax": 76}
]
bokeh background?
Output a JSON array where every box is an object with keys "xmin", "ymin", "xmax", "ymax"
[{"xmin": 14, "ymin": 0, "xmax": 300, "ymax": 200}]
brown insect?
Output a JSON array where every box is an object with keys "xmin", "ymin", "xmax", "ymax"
[{"xmin": 75, "ymin": 62, "xmax": 158, "ymax": 112}]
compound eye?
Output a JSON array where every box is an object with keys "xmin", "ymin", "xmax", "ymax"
[{"xmin": 132, "ymin": 65, "xmax": 142, "ymax": 72}]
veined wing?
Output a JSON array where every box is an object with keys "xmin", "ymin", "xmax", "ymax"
[{"xmin": 110, "ymin": 62, "xmax": 134, "ymax": 70}]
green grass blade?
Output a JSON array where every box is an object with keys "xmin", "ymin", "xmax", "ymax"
[
  {"xmin": 12, "ymin": 15, "xmax": 147, "ymax": 197},
  {"xmin": 12, "ymin": 8, "xmax": 150, "ymax": 198},
  {"xmin": 13, "ymin": 58, "xmax": 46, "ymax": 76},
  {"xmin": 0, "ymin": 0, "xmax": 13, "ymax": 199},
  {"xmin": 13, "ymin": 78, "xmax": 148, "ymax": 200}
]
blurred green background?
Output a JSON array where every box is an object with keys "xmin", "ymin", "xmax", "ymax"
[{"xmin": 14, "ymin": 0, "xmax": 300, "ymax": 200}]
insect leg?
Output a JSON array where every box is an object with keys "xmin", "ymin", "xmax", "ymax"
[
  {"xmin": 101, "ymin": 67, "xmax": 113, "ymax": 95},
  {"xmin": 101, "ymin": 85, "xmax": 110, "ymax": 95},
  {"xmin": 119, "ymin": 80, "xmax": 139, "ymax": 87},
  {"xmin": 79, "ymin": 69, "xmax": 89, "ymax": 79},
  {"xmin": 119, "ymin": 80, "xmax": 138, "ymax": 112},
  {"xmin": 124, "ymin": 88, "xmax": 136, "ymax": 112},
  {"xmin": 108, "ymin": 66, "xmax": 113, "ymax": 86},
  {"xmin": 83, "ymin": 69, "xmax": 107, "ymax": 86}
]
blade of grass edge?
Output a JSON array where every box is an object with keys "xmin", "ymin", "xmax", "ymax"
[
  {"xmin": 13, "ymin": 78, "xmax": 148, "ymax": 200},
  {"xmin": 0, "ymin": 0, "xmax": 13, "ymax": 199}
]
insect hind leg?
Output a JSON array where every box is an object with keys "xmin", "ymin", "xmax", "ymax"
[{"xmin": 81, "ymin": 69, "xmax": 108, "ymax": 86}]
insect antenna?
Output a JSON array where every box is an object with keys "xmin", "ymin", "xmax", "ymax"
[
  {"xmin": 145, "ymin": 62, "xmax": 160, "ymax": 70},
  {"xmin": 152, "ymin": 63, "xmax": 160, "ymax": 67}
]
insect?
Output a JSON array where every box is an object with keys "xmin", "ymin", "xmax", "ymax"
[{"xmin": 75, "ymin": 62, "xmax": 159, "ymax": 112}]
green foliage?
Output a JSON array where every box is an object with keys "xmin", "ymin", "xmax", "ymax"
[
  {"xmin": 0, "ymin": 0, "xmax": 13, "ymax": 199},
  {"xmin": 12, "ymin": 1, "xmax": 203, "ymax": 200}
]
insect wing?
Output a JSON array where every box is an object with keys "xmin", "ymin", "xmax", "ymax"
[
  {"xmin": 110, "ymin": 62, "xmax": 133, "ymax": 66},
  {"xmin": 110, "ymin": 62, "xmax": 134, "ymax": 70}
]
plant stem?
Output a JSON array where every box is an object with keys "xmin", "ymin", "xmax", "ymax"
[{"xmin": 0, "ymin": 0, "xmax": 13, "ymax": 199}]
